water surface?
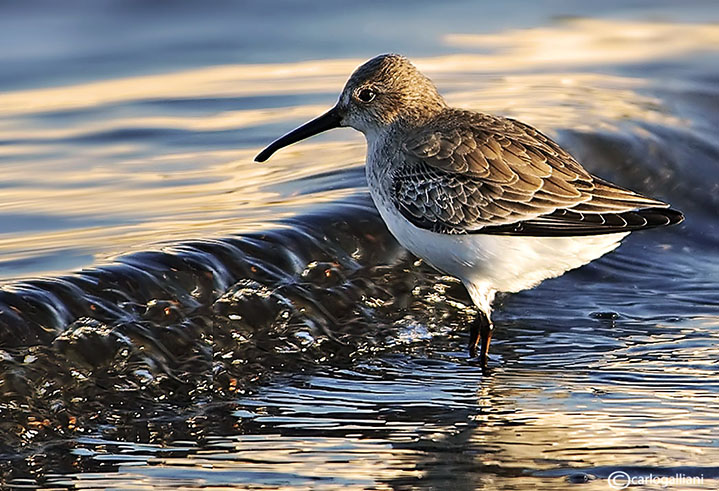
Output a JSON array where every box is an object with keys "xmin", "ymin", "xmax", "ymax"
[{"xmin": 1, "ymin": 1, "xmax": 718, "ymax": 489}]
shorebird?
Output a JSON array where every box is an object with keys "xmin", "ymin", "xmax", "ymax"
[{"xmin": 255, "ymin": 54, "xmax": 683, "ymax": 366}]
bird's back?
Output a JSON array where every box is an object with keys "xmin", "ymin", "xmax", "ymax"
[{"xmin": 384, "ymin": 108, "xmax": 683, "ymax": 237}]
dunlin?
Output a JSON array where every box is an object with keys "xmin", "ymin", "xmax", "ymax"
[{"xmin": 255, "ymin": 54, "xmax": 683, "ymax": 366}]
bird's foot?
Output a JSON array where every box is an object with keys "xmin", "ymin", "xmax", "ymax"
[{"xmin": 468, "ymin": 312, "xmax": 493, "ymax": 368}]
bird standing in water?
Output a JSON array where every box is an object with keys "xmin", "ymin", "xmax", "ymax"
[{"xmin": 255, "ymin": 54, "xmax": 683, "ymax": 366}]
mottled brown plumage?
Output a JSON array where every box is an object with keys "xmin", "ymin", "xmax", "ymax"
[{"xmin": 393, "ymin": 108, "xmax": 681, "ymax": 236}]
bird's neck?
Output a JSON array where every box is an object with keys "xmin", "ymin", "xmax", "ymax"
[{"xmin": 399, "ymin": 99, "xmax": 446, "ymax": 127}]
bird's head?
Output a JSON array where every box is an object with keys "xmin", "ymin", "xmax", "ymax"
[{"xmin": 255, "ymin": 54, "xmax": 445, "ymax": 162}]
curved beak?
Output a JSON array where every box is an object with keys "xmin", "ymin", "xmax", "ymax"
[{"xmin": 254, "ymin": 107, "xmax": 342, "ymax": 162}]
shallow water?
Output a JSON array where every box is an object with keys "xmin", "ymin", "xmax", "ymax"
[{"xmin": 1, "ymin": 1, "xmax": 719, "ymax": 489}]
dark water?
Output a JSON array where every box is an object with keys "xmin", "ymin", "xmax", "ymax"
[{"xmin": 1, "ymin": 1, "xmax": 719, "ymax": 489}]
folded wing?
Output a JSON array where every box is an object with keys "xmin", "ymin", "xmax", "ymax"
[{"xmin": 392, "ymin": 111, "xmax": 683, "ymax": 236}]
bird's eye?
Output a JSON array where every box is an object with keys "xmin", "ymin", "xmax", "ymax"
[{"xmin": 356, "ymin": 88, "xmax": 376, "ymax": 103}]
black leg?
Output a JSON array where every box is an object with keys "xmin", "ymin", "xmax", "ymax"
[
  {"xmin": 468, "ymin": 312, "xmax": 493, "ymax": 366},
  {"xmin": 479, "ymin": 315, "xmax": 494, "ymax": 367},
  {"xmin": 468, "ymin": 317, "xmax": 480, "ymax": 358}
]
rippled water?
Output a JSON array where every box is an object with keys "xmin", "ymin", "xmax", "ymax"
[{"xmin": 1, "ymin": 1, "xmax": 719, "ymax": 489}]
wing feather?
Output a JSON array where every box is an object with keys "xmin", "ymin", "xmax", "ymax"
[{"xmin": 391, "ymin": 110, "xmax": 683, "ymax": 236}]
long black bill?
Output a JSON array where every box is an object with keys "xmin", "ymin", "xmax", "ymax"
[{"xmin": 254, "ymin": 107, "xmax": 342, "ymax": 162}]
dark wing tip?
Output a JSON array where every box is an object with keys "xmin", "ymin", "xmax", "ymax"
[
  {"xmin": 636, "ymin": 206, "xmax": 684, "ymax": 229},
  {"xmin": 477, "ymin": 206, "xmax": 684, "ymax": 237}
]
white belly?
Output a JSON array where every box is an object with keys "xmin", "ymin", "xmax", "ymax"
[{"xmin": 374, "ymin": 196, "xmax": 628, "ymax": 299}]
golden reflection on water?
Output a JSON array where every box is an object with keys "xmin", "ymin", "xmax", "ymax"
[
  {"xmin": 1, "ymin": 19, "xmax": 717, "ymax": 116},
  {"xmin": 444, "ymin": 18, "xmax": 719, "ymax": 66},
  {"xmin": 73, "ymin": 335, "xmax": 719, "ymax": 490},
  {"xmin": 0, "ymin": 17, "xmax": 715, "ymax": 279},
  {"xmin": 0, "ymin": 140, "xmax": 366, "ymax": 273}
]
